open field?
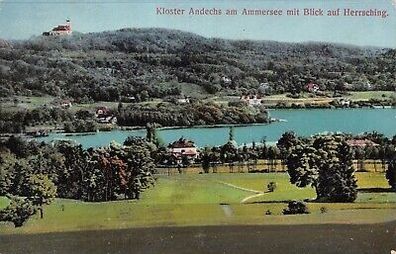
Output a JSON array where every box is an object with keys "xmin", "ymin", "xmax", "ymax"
[{"xmin": 1, "ymin": 172, "xmax": 396, "ymax": 235}]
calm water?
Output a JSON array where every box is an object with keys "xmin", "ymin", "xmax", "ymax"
[{"xmin": 36, "ymin": 108, "xmax": 396, "ymax": 148}]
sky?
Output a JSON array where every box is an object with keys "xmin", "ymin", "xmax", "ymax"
[{"xmin": 0, "ymin": 0, "xmax": 395, "ymax": 48}]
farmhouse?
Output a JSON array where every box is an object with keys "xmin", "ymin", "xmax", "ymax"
[
  {"xmin": 176, "ymin": 97, "xmax": 190, "ymax": 104},
  {"xmin": 43, "ymin": 19, "xmax": 72, "ymax": 36},
  {"xmin": 240, "ymin": 95, "xmax": 263, "ymax": 107},
  {"xmin": 306, "ymin": 82, "xmax": 320, "ymax": 93},
  {"xmin": 168, "ymin": 138, "xmax": 198, "ymax": 160},
  {"xmin": 95, "ymin": 106, "xmax": 117, "ymax": 124}
]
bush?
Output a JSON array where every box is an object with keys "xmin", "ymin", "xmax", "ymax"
[
  {"xmin": 267, "ymin": 181, "xmax": 277, "ymax": 192},
  {"xmin": 320, "ymin": 206, "xmax": 328, "ymax": 214},
  {"xmin": 265, "ymin": 209, "xmax": 272, "ymax": 215},
  {"xmin": 283, "ymin": 201, "xmax": 310, "ymax": 215}
]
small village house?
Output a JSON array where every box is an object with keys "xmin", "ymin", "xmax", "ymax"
[
  {"xmin": 221, "ymin": 76, "xmax": 232, "ymax": 85},
  {"xmin": 95, "ymin": 106, "xmax": 117, "ymax": 124},
  {"xmin": 306, "ymin": 82, "xmax": 320, "ymax": 93},
  {"xmin": 168, "ymin": 138, "xmax": 198, "ymax": 161},
  {"xmin": 240, "ymin": 95, "xmax": 263, "ymax": 107},
  {"xmin": 60, "ymin": 100, "xmax": 72, "ymax": 109}
]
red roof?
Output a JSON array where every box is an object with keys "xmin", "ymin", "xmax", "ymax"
[
  {"xmin": 306, "ymin": 83, "xmax": 318, "ymax": 89},
  {"xmin": 53, "ymin": 25, "xmax": 71, "ymax": 31}
]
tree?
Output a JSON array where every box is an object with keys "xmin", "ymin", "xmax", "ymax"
[
  {"xmin": 386, "ymin": 160, "xmax": 396, "ymax": 191},
  {"xmin": 277, "ymin": 131, "xmax": 300, "ymax": 169},
  {"xmin": 55, "ymin": 141, "xmax": 88, "ymax": 199},
  {"xmin": 286, "ymin": 144, "xmax": 320, "ymax": 190},
  {"xmin": 0, "ymin": 196, "xmax": 36, "ymax": 227},
  {"xmin": 316, "ymin": 140, "xmax": 357, "ymax": 202},
  {"xmin": 27, "ymin": 174, "xmax": 57, "ymax": 218},
  {"xmin": 285, "ymin": 135, "xmax": 358, "ymax": 202},
  {"xmin": 228, "ymin": 126, "xmax": 235, "ymax": 142}
]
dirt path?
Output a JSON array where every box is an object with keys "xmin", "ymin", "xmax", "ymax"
[
  {"xmin": 215, "ymin": 180, "xmax": 266, "ymax": 203},
  {"xmin": 216, "ymin": 180, "xmax": 261, "ymax": 194},
  {"xmin": 240, "ymin": 193, "xmax": 266, "ymax": 203}
]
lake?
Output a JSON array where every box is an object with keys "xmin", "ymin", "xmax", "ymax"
[{"xmin": 35, "ymin": 108, "xmax": 396, "ymax": 148}]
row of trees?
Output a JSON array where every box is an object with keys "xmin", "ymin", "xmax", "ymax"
[{"xmin": 175, "ymin": 129, "xmax": 395, "ymax": 174}]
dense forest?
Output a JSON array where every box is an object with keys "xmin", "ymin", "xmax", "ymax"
[{"xmin": 0, "ymin": 28, "xmax": 395, "ymax": 101}]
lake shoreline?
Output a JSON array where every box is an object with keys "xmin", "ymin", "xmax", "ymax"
[{"xmin": 9, "ymin": 108, "xmax": 396, "ymax": 148}]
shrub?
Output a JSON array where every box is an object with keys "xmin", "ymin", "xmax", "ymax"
[
  {"xmin": 320, "ymin": 206, "xmax": 328, "ymax": 214},
  {"xmin": 265, "ymin": 209, "xmax": 272, "ymax": 215},
  {"xmin": 267, "ymin": 181, "xmax": 277, "ymax": 192},
  {"xmin": 283, "ymin": 201, "xmax": 310, "ymax": 215}
]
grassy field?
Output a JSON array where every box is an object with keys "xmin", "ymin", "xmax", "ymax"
[{"xmin": 1, "ymin": 172, "xmax": 396, "ymax": 235}]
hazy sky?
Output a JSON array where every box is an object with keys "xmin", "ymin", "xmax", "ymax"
[{"xmin": 0, "ymin": 0, "xmax": 395, "ymax": 47}]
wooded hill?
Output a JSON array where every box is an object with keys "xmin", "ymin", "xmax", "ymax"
[{"xmin": 0, "ymin": 28, "xmax": 395, "ymax": 102}]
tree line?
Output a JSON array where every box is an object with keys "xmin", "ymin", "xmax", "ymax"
[{"xmin": 117, "ymin": 101, "xmax": 269, "ymax": 127}]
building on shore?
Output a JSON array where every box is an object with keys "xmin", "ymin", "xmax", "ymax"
[
  {"xmin": 306, "ymin": 82, "xmax": 320, "ymax": 93},
  {"xmin": 95, "ymin": 106, "xmax": 117, "ymax": 124},
  {"xmin": 240, "ymin": 95, "xmax": 263, "ymax": 107},
  {"xmin": 168, "ymin": 138, "xmax": 198, "ymax": 160}
]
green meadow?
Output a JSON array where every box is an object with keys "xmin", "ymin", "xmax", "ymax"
[{"xmin": 1, "ymin": 172, "xmax": 396, "ymax": 235}]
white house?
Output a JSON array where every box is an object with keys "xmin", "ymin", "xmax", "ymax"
[
  {"xmin": 240, "ymin": 95, "xmax": 263, "ymax": 107},
  {"xmin": 168, "ymin": 138, "xmax": 198, "ymax": 159}
]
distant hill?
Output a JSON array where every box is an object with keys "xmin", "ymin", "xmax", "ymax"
[{"xmin": 0, "ymin": 28, "xmax": 395, "ymax": 101}]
